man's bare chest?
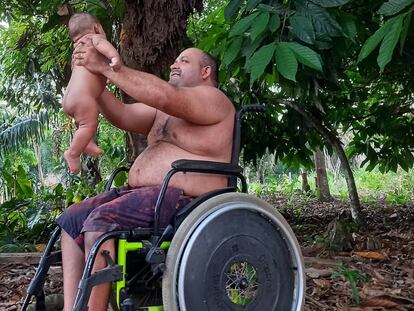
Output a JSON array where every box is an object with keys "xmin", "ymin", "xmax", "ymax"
[{"xmin": 148, "ymin": 113, "xmax": 182, "ymax": 144}]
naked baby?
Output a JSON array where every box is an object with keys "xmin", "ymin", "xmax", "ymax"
[{"xmin": 63, "ymin": 12, "xmax": 121, "ymax": 174}]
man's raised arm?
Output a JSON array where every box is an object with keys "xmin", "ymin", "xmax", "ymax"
[{"xmin": 74, "ymin": 42, "xmax": 234, "ymax": 126}]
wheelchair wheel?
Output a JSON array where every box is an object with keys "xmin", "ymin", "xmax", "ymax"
[{"xmin": 162, "ymin": 193, "xmax": 305, "ymax": 311}]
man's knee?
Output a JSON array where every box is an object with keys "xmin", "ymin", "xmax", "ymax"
[{"xmin": 84, "ymin": 231, "xmax": 104, "ymax": 249}]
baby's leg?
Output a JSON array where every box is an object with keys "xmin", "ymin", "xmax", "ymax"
[
  {"xmin": 63, "ymin": 68, "xmax": 106, "ymax": 173},
  {"xmin": 85, "ymin": 140, "xmax": 103, "ymax": 157},
  {"xmin": 64, "ymin": 96, "xmax": 100, "ymax": 174}
]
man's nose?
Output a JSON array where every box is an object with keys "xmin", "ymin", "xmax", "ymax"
[{"xmin": 170, "ymin": 62, "xmax": 179, "ymax": 70}]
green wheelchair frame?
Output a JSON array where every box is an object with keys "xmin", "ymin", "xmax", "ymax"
[{"xmin": 21, "ymin": 105, "xmax": 306, "ymax": 311}]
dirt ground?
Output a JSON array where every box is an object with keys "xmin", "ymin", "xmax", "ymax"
[{"xmin": 1, "ymin": 195, "xmax": 413, "ymax": 310}]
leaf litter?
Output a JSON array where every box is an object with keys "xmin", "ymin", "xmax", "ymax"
[{"xmin": 0, "ymin": 194, "xmax": 412, "ymax": 310}]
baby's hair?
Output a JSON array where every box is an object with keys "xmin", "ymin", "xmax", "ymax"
[{"xmin": 68, "ymin": 13, "xmax": 100, "ymax": 40}]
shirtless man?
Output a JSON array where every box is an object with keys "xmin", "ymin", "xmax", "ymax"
[
  {"xmin": 57, "ymin": 41, "xmax": 235, "ymax": 311},
  {"xmin": 63, "ymin": 13, "xmax": 121, "ymax": 174}
]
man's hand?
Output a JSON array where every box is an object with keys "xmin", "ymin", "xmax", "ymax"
[{"xmin": 73, "ymin": 37, "xmax": 109, "ymax": 75}]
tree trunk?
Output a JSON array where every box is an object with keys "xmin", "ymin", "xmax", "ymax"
[
  {"xmin": 314, "ymin": 148, "xmax": 332, "ymax": 201},
  {"xmin": 301, "ymin": 169, "xmax": 311, "ymax": 193},
  {"xmin": 281, "ymin": 100, "xmax": 363, "ymax": 224},
  {"xmin": 119, "ymin": 0, "xmax": 203, "ymax": 162},
  {"xmin": 34, "ymin": 142, "xmax": 44, "ymax": 185}
]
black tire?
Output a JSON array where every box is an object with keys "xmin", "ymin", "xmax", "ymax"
[{"xmin": 162, "ymin": 193, "xmax": 305, "ymax": 311}]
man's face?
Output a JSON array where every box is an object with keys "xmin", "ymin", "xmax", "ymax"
[{"xmin": 169, "ymin": 48, "xmax": 204, "ymax": 87}]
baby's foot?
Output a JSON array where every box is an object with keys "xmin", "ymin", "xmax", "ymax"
[
  {"xmin": 64, "ymin": 150, "xmax": 80, "ymax": 174},
  {"xmin": 84, "ymin": 141, "xmax": 104, "ymax": 157}
]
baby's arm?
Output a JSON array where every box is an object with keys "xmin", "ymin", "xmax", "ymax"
[{"xmin": 90, "ymin": 35, "xmax": 121, "ymax": 71}]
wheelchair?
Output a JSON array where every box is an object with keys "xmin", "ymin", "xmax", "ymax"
[{"xmin": 21, "ymin": 105, "xmax": 305, "ymax": 311}]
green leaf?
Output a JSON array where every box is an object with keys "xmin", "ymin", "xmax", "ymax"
[
  {"xmin": 399, "ymin": 12, "xmax": 412, "ymax": 54},
  {"xmin": 268, "ymin": 14, "xmax": 281, "ymax": 32},
  {"xmin": 41, "ymin": 13, "xmax": 60, "ymax": 33},
  {"xmin": 309, "ymin": 0, "xmax": 351, "ymax": 7},
  {"xmin": 298, "ymin": 3, "xmax": 343, "ymax": 37},
  {"xmin": 378, "ymin": 0, "xmax": 414, "ymax": 16},
  {"xmin": 225, "ymin": 0, "xmax": 243, "ymax": 20},
  {"xmin": 289, "ymin": 14, "xmax": 315, "ymax": 44},
  {"xmin": 357, "ymin": 17, "xmax": 395, "ymax": 63},
  {"xmin": 250, "ymin": 12, "xmax": 269, "ymax": 41},
  {"xmin": 224, "ymin": 37, "xmax": 243, "ymax": 65},
  {"xmin": 287, "ymin": 42, "xmax": 322, "ymax": 71},
  {"xmin": 229, "ymin": 12, "xmax": 260, "ymax": 37},
  {"xmin": 114, "ymin": 171, "xmax": 128, "ymax": 187},
  {"xmin": 337, "ymin": 12, "xmax": 357, "ymax": 40},
  {"xmin": 245, "ymin": 43, "xmax": 277, "ymax": 84},
  {"xmin": 247, "ymin": 0, "xmax": 262, "ymax": 11},
  {"xmin": 241, "ymin": 32, "xmax": 266, "ymax": 59},
  {"xmin": 377, "ymin": 14, "xmax": 404, "ymax": 71},
  {"xmin": 275, "ymin": 43, "xmax": 298, "ymax": 81}
]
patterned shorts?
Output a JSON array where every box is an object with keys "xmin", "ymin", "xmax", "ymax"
[{"xmin": 56, "ymin": 186, "xmax": 191, "ymax": 250}]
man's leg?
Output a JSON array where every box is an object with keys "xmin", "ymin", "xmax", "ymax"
[
  {"xmin": 61, "ymin": 230, "xmax": 85, "ymax": 311},
  {"xmin": 84, "ymin": 231, "xmax": 115, "ymax": 311}
]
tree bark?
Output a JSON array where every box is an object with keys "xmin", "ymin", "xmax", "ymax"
[
  {"xmin": 314, "ymin": 148, "xmax": 332, "ymax": 201},
  {"xmin": 280, "ymin": 100, "xmax": 363, "ymax": 224},
  {"xmin": 119, "ymin": 1, "xmax": 203, "ymax": 162},
  {"xmin": 34, "ymin": 142, "xmax": 44, "ymax": 185},
  {"xmin": 301, "ymin": 169, "xmax": 311, "ymax": 193}
]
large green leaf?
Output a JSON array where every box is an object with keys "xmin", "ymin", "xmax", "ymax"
[
  {"xmin": 247, "ymin": 0, "xmax": 262, "ymax": 11},
  {"xmin": 268, "ymin": 14, "xmax": 281, "ymax": 32},
  {"xmin": 287, "ymin": 42, "xmax": 322, "ymax": 71},
  {"xmin": 224, "ymin": 37, "xmax": 243, "ymax": 65},
  {"xmin": 241, "ymin": 33, "xmax": 266, "ymax": 59},
  {"xmin": 225, "ymin": 0, "xmax": 243, "ymax": 20},
  {"xmin": 245, "ymin": 43, "xmax": 277, "ymax": 84},
  {"xmin": 378, "ymin": 14, "xmax": 404, "ymax": 71},
  {"xmin": 399, "ymin": 12, "xmax": 412, "ymax": 54},
  {"xmin": 337, "ymin": 12, "xmax": 357, "ymax": 40},
  {"xmin": 275, "ymin": 43, "xmax": 298, "ymax": 81},
  {"xmin": 309, "ymin": 0, "xmax": 351, "ymax": 7},
  {"xmin": 378, "ymin": 0, "xmax": 414, "ymax": 16},
  {"xmin": 289, "ymin": 14, "xmax": 315, "ymax": 44},
  {"xmin": 357, "ymin": 16, "xmax": 395, "ymax": 63},
  {"xmin": 229, "ymin": 12, "xmax": 260, "ymax": 37},
  {"xmin": 250, "ymin": 12, "xmax": 269, "ymax": 41}
]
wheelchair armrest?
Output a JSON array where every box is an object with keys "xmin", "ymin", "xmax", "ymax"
[
  {"xmin": 171, "ymin": 159, "xmax": 242, "ymax": 175},
  {"xmin": 104, "ymin": 167, "xmax": 130, "ymax": 192}
]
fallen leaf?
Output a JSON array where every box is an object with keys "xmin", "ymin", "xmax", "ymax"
[
  {"xmin": 353, "ymin": 251, "xmax": 386, "ymax": 260},
  {"xmin": 361, "ymin": 294, "xmax": 414, "ymax": 308},
  {"xmin": 313, "ymin": 278, "xmax": 331, "ymax": 289},
  {"xmin": 306, "ymin": 267, "xmax": 333, "ymax": 278}
]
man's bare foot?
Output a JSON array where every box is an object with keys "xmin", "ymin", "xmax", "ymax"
[
  {"xmin": 84, "ymin": 141, "xmax": 104, "ymax": 157},
  {"xmin": 64, "ymin": 150, "xmax": 80, "ymax": 174}
]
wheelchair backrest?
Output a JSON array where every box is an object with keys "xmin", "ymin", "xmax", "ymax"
[{"xmin": 228, "ymin": 104, "xmax": 266, "ymax": 187}]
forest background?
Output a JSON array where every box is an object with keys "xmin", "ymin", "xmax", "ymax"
[
  {"xmin": 0, "ymin": 0, "xmax": 413, "ymax": 250},
  {"xmin": 0, "ymin": 0, "xmax": 413, "ymax": 309}
]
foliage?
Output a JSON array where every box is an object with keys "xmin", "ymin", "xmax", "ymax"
[
  {"xmin": 189, "ymin": 0, "xmax": 414, "ymax": 175},
  {"xmin": 332, "ymin": 264, "xmax": 368, "ymax": 305}
]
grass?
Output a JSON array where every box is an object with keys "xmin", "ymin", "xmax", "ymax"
[{"xmin": 246, "ymin": 163, "xmax": 414, "ymax": 206}]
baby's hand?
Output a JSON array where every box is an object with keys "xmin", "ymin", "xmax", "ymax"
[{"xmin": 110, "ymin": 57, "xmax": 121, "ymax": 71}]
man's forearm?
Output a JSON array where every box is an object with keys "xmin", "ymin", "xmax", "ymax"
[{"xmin": 102, "ymin": 65, "xmax": 173, "ymax": 111}]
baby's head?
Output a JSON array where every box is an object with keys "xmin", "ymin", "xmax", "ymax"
[{"xmin": 68, "ymin": 13, "xmax": 105, "ymax": 42}]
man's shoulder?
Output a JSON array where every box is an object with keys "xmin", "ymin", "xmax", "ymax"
[{"xmin": 193, "ymin": 85, "xmax": 234, "ymax": 108}]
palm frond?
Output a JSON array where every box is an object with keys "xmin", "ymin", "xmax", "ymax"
[{"xmin": 0, "ymin": 110, "xmax": 49, "ymax": 157}]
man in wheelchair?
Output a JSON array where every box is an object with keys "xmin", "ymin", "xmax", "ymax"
[{"xmin": 60, "ymin": 43, "xmax": 236, "ymax": 311}]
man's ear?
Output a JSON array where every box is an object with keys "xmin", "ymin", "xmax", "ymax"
[{"xmin": 201, "ymin": 66, "xmax": 211, "ymax": 80}]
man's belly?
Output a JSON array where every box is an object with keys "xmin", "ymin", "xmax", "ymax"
[{"xmin": 127, "ymin": 142, "xmax": 228, "ymax": 196}]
